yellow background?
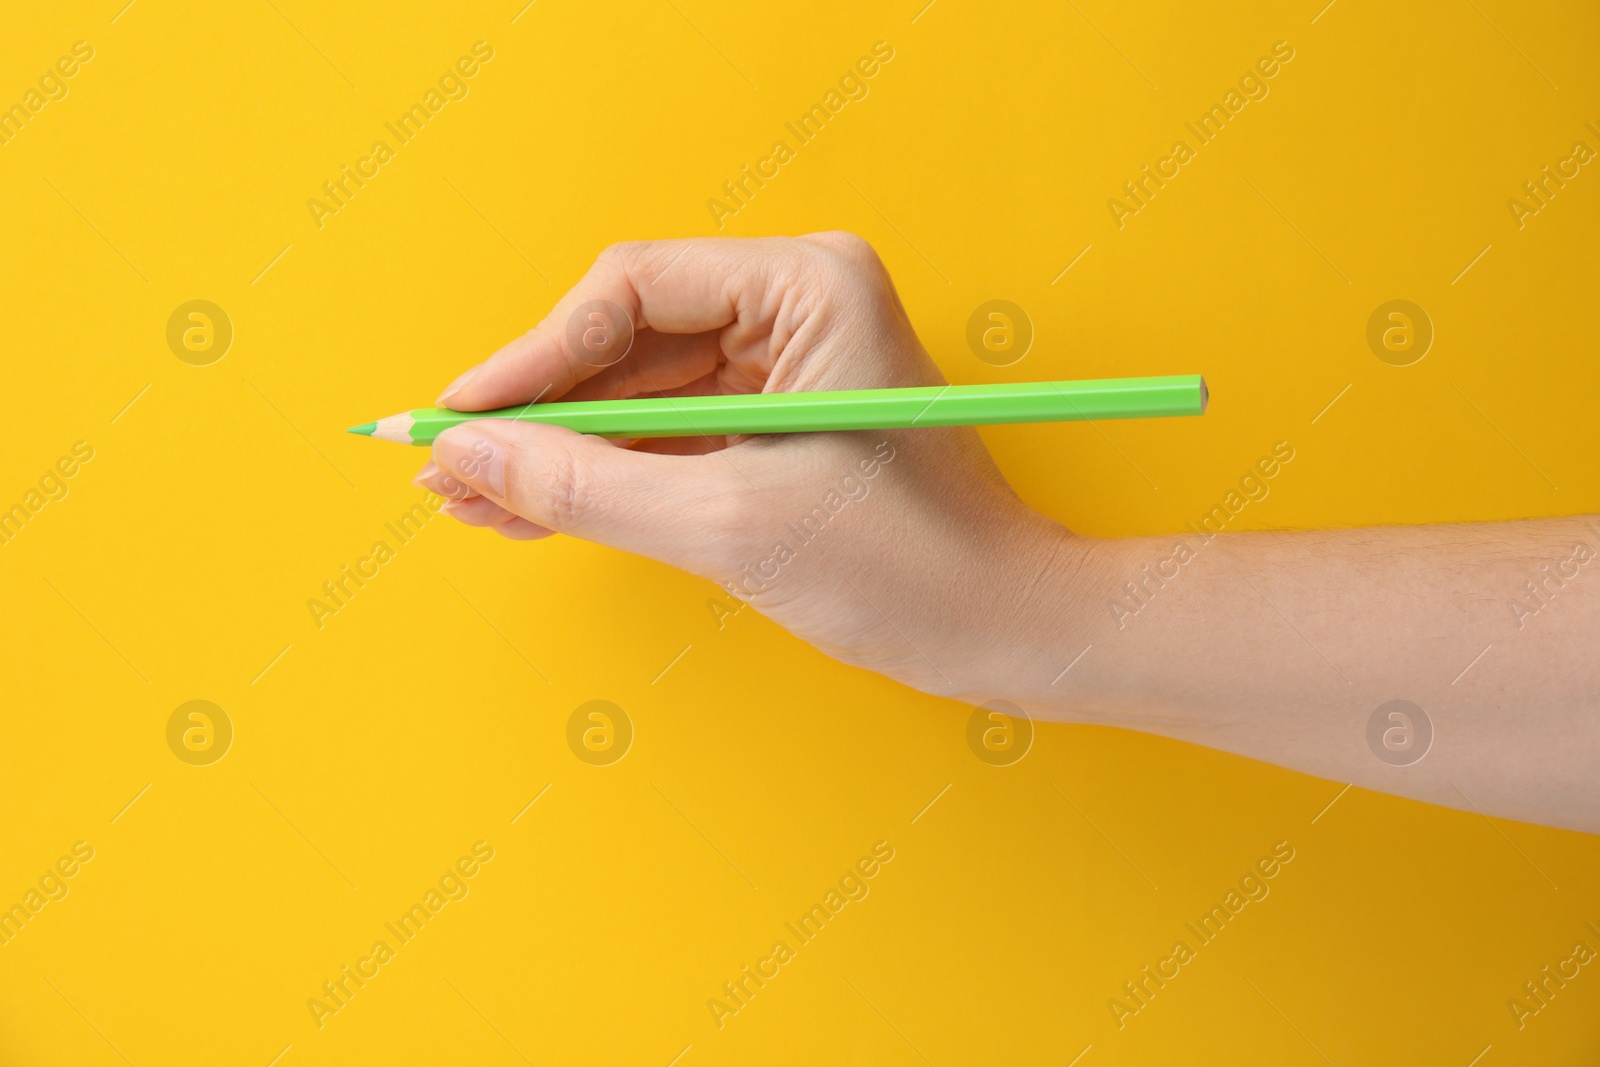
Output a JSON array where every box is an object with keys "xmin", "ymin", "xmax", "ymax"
[{"xmin": 2, "ymin": 0, "xmax": 1597, "ymax": 1063}]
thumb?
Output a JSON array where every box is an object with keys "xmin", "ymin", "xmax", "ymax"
[{"xmin": 432, "ymin": 420, "xmax": 752, "ymax": 572}]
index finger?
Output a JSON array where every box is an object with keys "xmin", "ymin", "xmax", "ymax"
[{"xmin": 439, "ymin": 237, "xmax": 805, "ymax": 412}]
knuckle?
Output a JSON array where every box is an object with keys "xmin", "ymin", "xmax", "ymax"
[
  {"xmin": 596, "ymin": 240, "xmax": 647, "ymax": 272},
  {"xmin": 699, "ymin": 486, "xmax": 775, "ymax": 574},
  {"xmin": 533, "ymin": 444, "xmax": 590, "ymax": 529},
  {"xmin": 701, "ymin": 494, "xmax": 750, "ymax": 560},
  {"xmin": 803, "ymin": 230, "xmax": 883, "ymax": 272}
]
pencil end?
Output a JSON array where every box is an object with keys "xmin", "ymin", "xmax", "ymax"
[{"xmin": 347, "ymin": 422, "xmax": 377, "ymax": 436}]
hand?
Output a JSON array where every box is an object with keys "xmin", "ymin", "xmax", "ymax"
[
  {"xmin": 412, "ymin": 234, "xmax": 1074, "ymax": 699},
  {"xmin": 407, "ymin": 233, "xmax": 1600, "ymax": 832}
]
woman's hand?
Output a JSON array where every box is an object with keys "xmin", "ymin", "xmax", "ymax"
[
  {"xmin": 413, "ymin": 234, "xmax": 1076, "ymax": 699},
  {"xmin": 408, "ymin": 232, "xmax": 1600, "ymax": 832}
]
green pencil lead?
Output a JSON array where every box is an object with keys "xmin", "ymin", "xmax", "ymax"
[{"xmin": 347, "ymin": 422, "xmax": 377, "ymax": 436}]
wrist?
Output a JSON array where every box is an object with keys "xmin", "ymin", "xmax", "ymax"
[{"xmin": 944, "ymin": 511, "xmax": 1119, "ymax": 711}]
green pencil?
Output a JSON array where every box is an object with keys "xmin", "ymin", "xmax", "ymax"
[{"xmin": 347, "ymin": 374, "xmax": 1208, "ymax": 446}]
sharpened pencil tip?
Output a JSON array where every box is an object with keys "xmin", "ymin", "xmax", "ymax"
[{"xmin": 348, "ymin": 422, "xmax": 377, "ymax": 436}]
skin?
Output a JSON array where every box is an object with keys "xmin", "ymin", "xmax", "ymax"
[{"xmin": 413, "ymin": 234, "xmax": 1600, "ymax": 835}]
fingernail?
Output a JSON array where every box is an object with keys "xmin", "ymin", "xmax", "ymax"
[
  {"xmin": 412, "ymin": 459, "xmax": 473, "ymax": 500},
  {"xmin": 437, "ymin": 366, "xmax": 480, "ymax": 406},
  {"xmin": 434, "ymin": 426, "xmax": 506, "ymax": 497},
  {"xmin": 420, "ymin": 465, "xmax": 478, "ymax": 501},
  {"xmin": 411, "ymin": 461, "xmax": 440, "ymax": 487}
]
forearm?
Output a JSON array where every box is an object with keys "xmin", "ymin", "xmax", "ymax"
[{"xmin": 986, "ymin": 513, "xmax": 1600, "ymax": 833}]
